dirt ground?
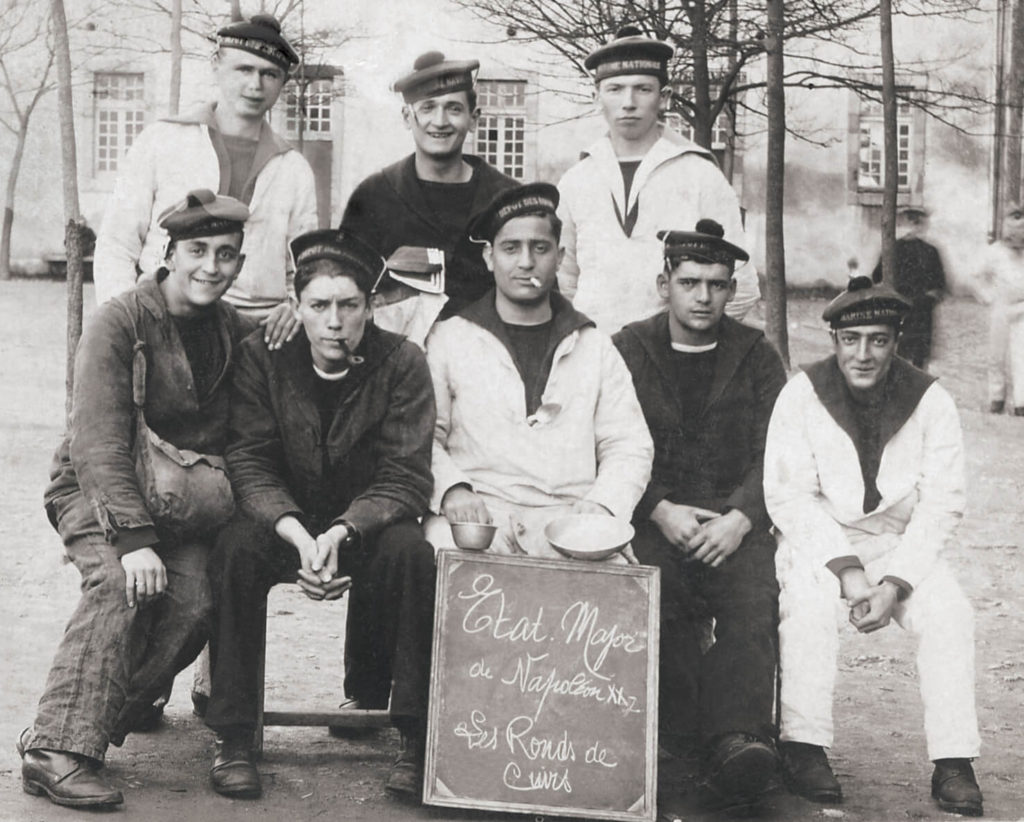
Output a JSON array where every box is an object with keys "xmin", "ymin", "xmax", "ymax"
[{"xmin": 0, "ymin": 281, "xmax": 1022, "ymax": 822}]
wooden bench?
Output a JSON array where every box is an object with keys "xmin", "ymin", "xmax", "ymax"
[{"xmin": 252, "ymin": 598, "xmax": 391, "ymax": 757}]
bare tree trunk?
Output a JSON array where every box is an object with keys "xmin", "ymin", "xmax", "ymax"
[
  {"xmin": 50, "ymin": 0, "xmax": 83, "ymax": 421},
  {"xmin": 765, "ymin": 0, "xmax": 789, "ymax": 367},
  {"xmin": 169, "ymin": 0, "xmax": 182, "ymax": 115},
  {"xmin": 1006, "ymin": 0, "xmax": 1024, "ymax": 207},
  {"xmin": 721, "ymin": 0, "xmax": 739, "ymax": 183},
  {"xmin": 0, "ymin": 123, "xmax": 28, "ymax": 280},
  {"xmin": 879, "ymin": 0, "xmax": 898, "ymax": 286},
  {"xmin": 689, "ymin": 1, "xmax": 714, "ymax": 149},
  {"xmin": 994, "ymin": 0, "xmax": 1009, "ymax": 240}
]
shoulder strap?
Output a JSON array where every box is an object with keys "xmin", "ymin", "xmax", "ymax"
[
  {"xmin": 132, "ymin": 341, "xmax": 147, "ymax": 409},
  {"xmin": 114, "ymin": 294, "xmax": 148, "ymax": 410}
]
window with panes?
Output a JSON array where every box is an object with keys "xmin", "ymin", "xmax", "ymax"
[
  {"xmin": 285, "ymin": 78, "xmax": 333, "ymax": 137},
  {"xmin": 473, "ymin": 80, "xmax": 527, "ymax": 180},
  {"xmin": 94, "ymin": 73, "xmax": 145, "ymax": 174},
  {"xmin": 857, "ymin": 99, "xmax": 912, "ymax": 189}
]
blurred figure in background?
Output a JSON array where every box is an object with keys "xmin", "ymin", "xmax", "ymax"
[
  {"xmin": 975, "ymin": 205, "xmax": 1024, "ymax": 416},
  {"xmin": 872, "ymin": 206, "xmax": 946, "ymax": 370}
]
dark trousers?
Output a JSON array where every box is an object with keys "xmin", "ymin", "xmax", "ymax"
[
  {"xmin": 898, "ymin": 305, "xmax": 935, "ymax": 368},
  {"xmin": 632, "ymin": 521, "xmax": 779, "ymax": 751},
  {"xmin": 204, "ymin": 515, "xmax": 436, "ymax": 734}
]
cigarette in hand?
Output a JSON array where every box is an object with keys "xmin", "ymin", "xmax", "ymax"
[{"xmin": 528, "ymin": 277, "xmax": 542, "ymax": 288}]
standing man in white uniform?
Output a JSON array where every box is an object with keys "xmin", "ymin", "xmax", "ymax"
[
  {"xmin": 556, "ymin": 26, "xmax": 759, "ymax": 333},
  {"xmin": 93, "ymin": 14, "xmax": 318, "ymax": 349},
  {"xmin": 763, "ymin": 277, "xmax": 983, "ymax": 817}
]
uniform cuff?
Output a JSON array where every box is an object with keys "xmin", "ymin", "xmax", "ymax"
[
  {"xmin": 882, "ymin": 575, "xmax": 913, "ymax": 600},
  {"xmin": 114, "ymin": 526, "xmax": 159, "ymax": 557},
  {"xmin": 826, "ymin": 555, "xmax": 864, "ymax": 577}
]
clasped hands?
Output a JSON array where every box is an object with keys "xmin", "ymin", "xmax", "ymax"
[
  {"xmin": 839, "ymin": 567, "xmax": 899, "ymax": 633},
  {"xmin": 276, "ymin": 515, "xmax": 353, "ymax": 601},
  {"xmin": 650, "ymin": 500, "xmax": 751, "ymax": 568}
]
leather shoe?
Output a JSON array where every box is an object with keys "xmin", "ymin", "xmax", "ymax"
[
  {"xmin": 385, "ymin": 730, "xmax": 425, "ymax": 798},
  {"xmin": 779, "ymin": 741, "xmax": 842, "ymax": 803},
  {"xmin": 21, "ymin": 745, "xmax": 123, "ymax": 809},
  {"xmin": 702, "ymin": 732, "xmax": 777, "ymax": 803},
  {"xmin": 932, "ymin": 758, "xmax": 983, "ymax": 816},
  {"xmin": 210, "ymin": 733, "xmax": 261, "ymax": 799}
]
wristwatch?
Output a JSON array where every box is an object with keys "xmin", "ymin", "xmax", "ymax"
[{"xmin": 336, "ymin": 519, "xmax": 361, "ymax": 548}]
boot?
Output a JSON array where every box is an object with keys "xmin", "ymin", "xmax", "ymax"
[
  {"xmin": 778, "ymin": 741, "xmax": 842, "ymax": 803},
  {"xmin": 210, "ymin": 731, "xmax": 261, "ymax": 799},
  {"xmin": 20, "ymin": 731, "xmax": 123, "ymax": 810},
  {"xmin": 385, "ymin": 728, "xmax": 425, "ymax": 798},
  {"xmin": 701, "ymin": 732, "xmax": 777, "ymax": 804},
  {"xmin": 932, "ymin": 758, "xmax": 983, "ymax": 817}
]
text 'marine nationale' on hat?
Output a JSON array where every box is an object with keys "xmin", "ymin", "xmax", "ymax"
[
  {"xmin": 290, "ymin": 229, "xmax": 388, "ymax": 295},
  {"xmin": 584, "ymin": 25, "xmax": 674, "ymax": 86},
  {"xmin": 158, "ymin": 189, "xmax": 250, "ymax": 241},
  {"xmin": 467, "ymin": 182, "xmax": 560, "ymax": 243},
  {"xmin": 822, "ymin": 275, "xmax": 912, "ymax": 329},
  {"xmin": 393, "ymin": 51, "xmax": 480, "ymax": 104},
  {"xmin": 217, "ymin": 14, "xmax": 299, "ymax": 72},
  {"xmin": 659, "ymin": 218, "xmax": 749, "ymax": 270}
]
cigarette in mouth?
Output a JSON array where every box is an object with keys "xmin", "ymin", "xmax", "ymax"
[{"xmin": 528, "ymin": 277, "xmax": 542, "ymax": 288}]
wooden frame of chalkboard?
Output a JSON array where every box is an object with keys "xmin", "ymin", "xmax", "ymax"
[{"xmin": 424, "ymin": 551, "xmax": 660, "ymax": 821}]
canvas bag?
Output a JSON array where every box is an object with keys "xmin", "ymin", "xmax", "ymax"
[{"xmin": 130, "ymin": 335, "xmax": 235, "ymax": 536}]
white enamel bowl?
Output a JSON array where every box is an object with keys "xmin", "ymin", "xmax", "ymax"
[{"xmin": 544, "ymin": 514, "xmax": 634, "ymax": 561}]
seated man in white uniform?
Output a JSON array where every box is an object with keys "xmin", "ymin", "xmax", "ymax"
[
  {"xmin": 763, "ymin": 276, "xmax": 983, "ymax": 817},
  {"xmin": 424, "ymin": 183, "xmax": 653, "ymax": 556}
]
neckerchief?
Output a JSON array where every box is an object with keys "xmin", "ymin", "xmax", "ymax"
[{"xmin": 803, "ymin": 355, "xmax": 936, "ymax": 513}]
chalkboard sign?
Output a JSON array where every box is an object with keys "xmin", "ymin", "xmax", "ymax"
[{"xmin": 424, "ymin": 551, "xmax": 660, "ymax": 821}]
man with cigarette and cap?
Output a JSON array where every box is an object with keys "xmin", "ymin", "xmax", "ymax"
[
  {"xmin": 424, "ymin": 183, "xmax": 652, "ymax": 558},
  {"xmin": 203, "ymin": 229, "xmax": 436, "ymax": 800},
  {"xmin": 94, "ymin": 14, "xmax": 317, "ymax": 349},
  {"xmin": 556, "ymin": 26, "xmax": 759, "ymax": 333},
  {"xmin": 613, "ymin": 219, "xmax": 785, "ymax": 809},
  {"xmin": 340, "ymin": 50, "xmax": 518, "ymax": 343},
  {"xmin": 763, "ymin": 277, "xmax": 983, "ymax": 816}
]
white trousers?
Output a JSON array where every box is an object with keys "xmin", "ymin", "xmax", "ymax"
[
  {"xmin": 988, "ymin": 303, "xmax": 1024, "ymax": 408},
  {"xmin": 776, "ymin": 536, "xmax": 980, "ymax": 760}
]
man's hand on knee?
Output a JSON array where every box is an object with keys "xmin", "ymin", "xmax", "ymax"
[{"xmin": 120, "ymin": 547, "xmax": 167, "ymax": 608}]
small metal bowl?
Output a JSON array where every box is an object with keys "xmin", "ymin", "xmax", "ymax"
[
  {"xmin": 450, "ymin": 522, "xmax": 497, "ymax": 551},
  {"xmin": 544, "ymin": 514, "xmax": 634, "ymax": 561}
]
